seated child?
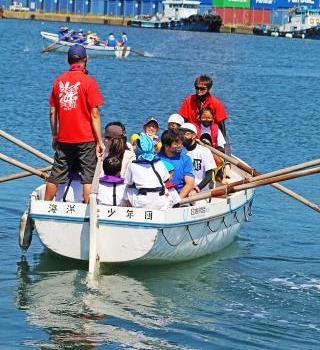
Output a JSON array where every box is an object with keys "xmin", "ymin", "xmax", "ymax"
[
  {"xmin": 98, "ymin": 156, "xmax": 127, "ymax": 206},
  {"xmin": 200, "ymin": 133, "xmax": 231, "ymax": 185},
  {"xmin": 162, "ymin": 160, "xmax": 181, "ymax": 208},
  {"xmin": 198, "ymin": 107, "xmax": 226, "ymax": 151},
  {"xmin": 125, "ymin": 133, "xmax": 169, "ymax": 210},
  {"xmin": 143, "ymin": 117, "xmax": 162, "ymax": 153},
  {"xmin": 167, "ymin": 113, "xmax": 185, "ymax": 130},
  {"xmin": 55, "ymin": 163, "xmax": 83, "ymax": 202}
]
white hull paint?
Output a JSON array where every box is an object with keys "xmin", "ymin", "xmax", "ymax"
[
  {"xmin": 40, "ymin": 31, "xmax": 130, "ymax": 58},
  {"xmin": 30, "ymin": 181, "xmax": 254, "ymax": 265}
]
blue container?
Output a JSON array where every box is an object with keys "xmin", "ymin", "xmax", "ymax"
[
  {"xmin": 43, "ymin": 0, "xmax": 54, "ymax": 12},
  {"xmin": 74, "ymin": 0, "xmax": 82, "ymax": 14},
  {"xmin": 276, "ymin": 0, "xmax": 319, "ymax": 8},
  {"xmin": 124, "ymin": 0, "xmax": 135, "ymax": 16},
  {"xmin": 90, "ymin": 0, "xmax": 104, "ymax": 15},
  {"xmin": 250, "ymin": 0, "xmax": 276, "ymax": 10},
  {"xmin": 142, "ymin": 1, "xmax": 152, "ymax": 15},
  {"xmin": 200, "ymin": 0, "xmax": 212, "ymax": 4},
  {"xmin": 58, "ymin": 0, "xmax": 70, "ymax": 13}
]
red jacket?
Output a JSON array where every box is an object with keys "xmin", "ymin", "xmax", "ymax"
[
  {"xmin": 195, "ymin": 123, "xmax": 219, "ymax": 148},
  {"xmin": 178, "ymin": 93, "xmax": 227, "ymax": 126}
]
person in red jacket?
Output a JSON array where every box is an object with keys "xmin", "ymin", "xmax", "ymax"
[
  {"xmin": 44, "ymin": 44, "xmax": 105, "ymax": 203},
  {"xmin": 178, "ymin": 74, "xmax": 228, "ymax": 142}
]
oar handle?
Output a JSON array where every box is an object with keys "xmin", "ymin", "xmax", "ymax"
[
  {"xmin": 179, "ymin": 166, "xmax": 320, "ymax": 206},
  {"xmin": 0, "ymin": 130, "xmax": 53, "ymax": 164},
  {"xmin": 0, "ymin": 153, "xmax": 49, "ymax": 180},
  {"xmin": 0, "ymin": 165, "xmax": 52, "ymax": 183},
  {"xmin": 196, "ymin": 139, "xmax": 320, "ymax": 212}
]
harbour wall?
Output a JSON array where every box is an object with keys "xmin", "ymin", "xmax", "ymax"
[{"xmin": 2, "ymin": 9, "xmax": 255, "ymax": 34}]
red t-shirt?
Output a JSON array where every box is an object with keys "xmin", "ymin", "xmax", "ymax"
[
  {"xmin": 178, "ymin": 93, "xmax": 227, "ymax": 126},
  {"xmin": 49, "ymin": 70, "xmax": 104, "ymax": 143}
]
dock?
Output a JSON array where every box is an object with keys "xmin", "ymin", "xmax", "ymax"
[{"xmin": 2, "ymin": 10, "xmax": 254, "ymax": 34}]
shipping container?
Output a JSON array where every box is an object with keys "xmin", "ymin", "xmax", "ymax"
[
  {"xmin": 214, "ymin": 7, "xmax": 271, "ymax": 25},
  {"xmin": 124, "ymin": 0, "xmax": 134, "ymax": 16},
  {"xmin": 276, "ymin": 0, "xmax": 319, "ymax": 8},
  {"xmin": 90, "ymin": 0, "xmax": 104, "ymax": 15},
  {"xmin": 213, "ymin": 0, "xmax": 250, "ymax": 9},
  {"xmin": 250, "ymin": 0, "xmax": 276, "ymax": 10}
]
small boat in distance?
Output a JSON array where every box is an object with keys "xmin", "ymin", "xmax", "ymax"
[
  {"xmin": 40, "ymin": 31, "xmax": 131, "ymax": 58},
  {"xmin": 28, "ymin": 163, "xmax": 254, "ymax": 266},
  {"xmin": 253, "ymin": 6, "xmax": 320, "ymax": 40},
  {"xmin": 128, "ymin": 0, "xmax": 222, "ymax": 32}
]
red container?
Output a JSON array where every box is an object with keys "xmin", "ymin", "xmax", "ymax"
[{"xmin": 214, "ymin": 7, "xmax": 271, "ymax": 25}]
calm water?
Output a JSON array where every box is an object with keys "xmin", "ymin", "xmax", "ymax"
[{"xmin": 0, "ymin": 19, "xmax": 319, "ymax": 349}]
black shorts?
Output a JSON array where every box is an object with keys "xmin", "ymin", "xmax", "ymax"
[{"xmin": 47, "ymin": 141, "xmax": 97, "ymax": 185}]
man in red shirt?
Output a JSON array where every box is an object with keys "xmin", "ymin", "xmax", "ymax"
[
  {"xmin": 178, "ymin": 75, "xmax": 228, "ymax": 140},
  {"xmin": 44, "ymin": 44, "xmax": 105, "ymax": 203}
]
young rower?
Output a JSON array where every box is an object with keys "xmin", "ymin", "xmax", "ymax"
[
  {"xmin": 98, "ymin": 156, "xmax": 127, "ymax": 206},
  {"xmin": 181, "ymin": 123, "xmax": 216, "ymax": 193},
  {"xmin": 125, "ymin": 133, "xmax": 169, "ymax": 209}
]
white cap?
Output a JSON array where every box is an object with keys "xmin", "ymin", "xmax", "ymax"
[
  {"xmin": 181, "ymin": 122, "xmax": 197, "ymax": 134},
  {"xmin": 168, "ymin": 113, "xmax": 184, "ymax": 126}
]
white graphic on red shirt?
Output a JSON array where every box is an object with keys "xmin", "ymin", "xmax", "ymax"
[{"xmin": 59, "ymin": 81, "xmax": 80, "ymax": 110}]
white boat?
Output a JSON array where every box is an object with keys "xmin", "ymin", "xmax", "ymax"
[
  {"xmin": 28, "ymin": 163, "xmax": 254, "ymax": 266},
  {"xmin": 253, "ymin": 7, "xmax": 320, "ymax": 40},
  {"xmin": 128, "ymin": 0, "xmax": 200, "ymax": 29},
  {"xmin": 40, "ymin": 31, "xmax": 130, "ymax": 58}
]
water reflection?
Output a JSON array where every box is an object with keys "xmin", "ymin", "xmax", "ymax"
[{"xmin": 16, "ymin": 241, "xmax": 246, "ymax": 349}]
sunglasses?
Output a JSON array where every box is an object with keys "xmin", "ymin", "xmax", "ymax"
[{"xmin": 195, "ymin": 86, "xmax": 208, "ymax": 91}]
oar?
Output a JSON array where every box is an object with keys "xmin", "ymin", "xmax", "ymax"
[
  {"xmin": 0, "ymin": 130, "xmax": 53, "ymax": 164},
  {"xmin": 42, "ymin": 41, "xmax": 61, "ymax": 53},
  {"xmin": 180, "ymin": 166, "xmax": 320, "ymax": 206},
  {"xmin": 130, "ymin": 48, "xmax": 145, "ymax": 57},
  {"xmin": 0, "ymin": 166, "xmax": 52, "ymax": 183},
  {"xmin": 122, "ymin": 45, "xmax": 128, "ymax": 58},
  {"xmin": 197, "ymin": 139, "xmax": 320, "ymax": 213},
  {"xmin": 88, "ymin": 157, "xmax": 103, "ymax": 274},
  {"xmin": 0, "ymin": 153, "xmax": 49, "ymax": 180}
]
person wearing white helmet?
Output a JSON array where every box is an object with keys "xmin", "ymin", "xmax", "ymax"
[
  {"xmin": 167, "ymin": 113, "xmax": 185, "ymax": 130},
  {"xmin": 180, "ymin": 122, "xmax": 216, "ymax": 193}
]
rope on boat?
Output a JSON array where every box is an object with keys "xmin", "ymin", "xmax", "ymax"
[
  {"xmin": 159, "ymin": 229, "xmax": 187, "ymax": 247},
  {"xmin": 207, "ymin": 218, "xmax": 223, "ymax": 233},
  {"xmin": 233, "ymin": 210, "xmax": 241, "ymax": 224},
  {"xmin": 244, "ymin": 199, "xmax": 254, "ymax": 222},
  {"xmin": 223, "ymin": 215, "xmax": 233, "ymax": 228},
  {"xmin": 186, "ymin": 225, "xmax": 199, "ymax": 246}
]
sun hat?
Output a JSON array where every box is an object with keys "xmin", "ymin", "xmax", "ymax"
[
  {"xmin": 68, "ymin": 44, "xmax": 87, "ymax": 61},
  {"xmin": 180, "ymin": 123, "xmax": 197, "ymax": 134},
  {"xmin": 161, "ymin": 160, "xmax": 174, "ymax": 172},
  {"xmin": 104, "ymin": 125, "xmax": 124, "ymax": 139},
  {"xmin": 168, "ymin": 113, "xmax": 184, "ymax": 126},
  {"xmin": 136, "ymin": 133, "xmax": 157, "ymax": 162},
  {"xmin": 144, "ymin": 117, "xmax": 159, "ymax": 128}
]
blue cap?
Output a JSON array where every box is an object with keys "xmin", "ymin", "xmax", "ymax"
[{"xmin": 68, "ymin": 44, "xmax": 86, "ymax": 60}]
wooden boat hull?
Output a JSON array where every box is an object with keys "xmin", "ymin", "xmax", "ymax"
[
  {"xmin": 40, "ymin": 31, "xmax": 130, "ymax": 58},
  {"xmin": 30, "ymin": 184, "xmax": 254, "ymax": 265}
]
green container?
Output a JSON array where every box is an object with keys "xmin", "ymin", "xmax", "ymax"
[{"xmin": 213, "ymin": 0, "xmax": 250, "ymax": 8}]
